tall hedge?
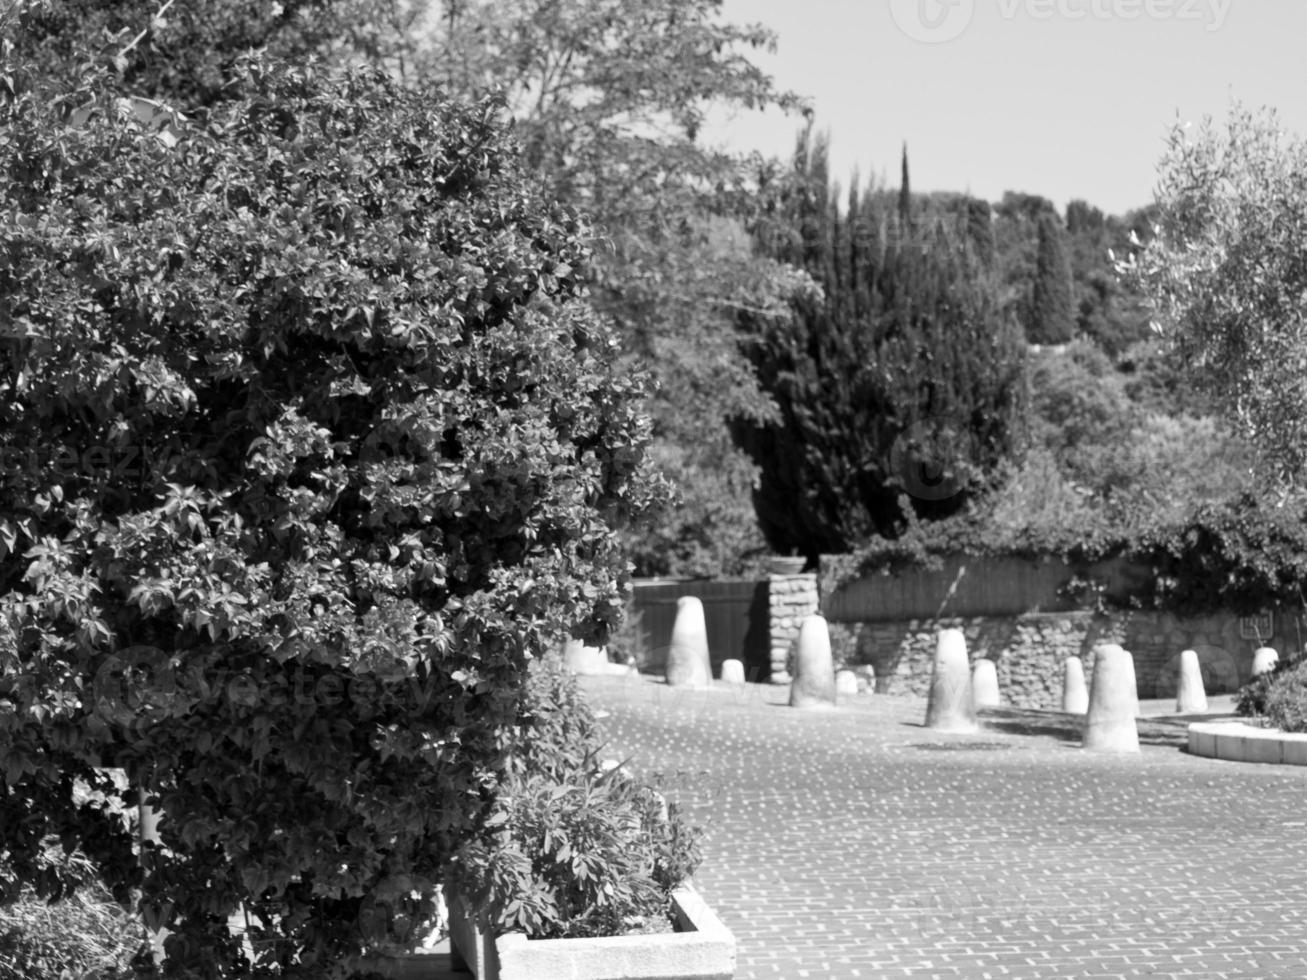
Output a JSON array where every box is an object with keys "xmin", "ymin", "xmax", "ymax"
[
  {"xmin": 734, "ymin": 134, "xmax": 1026, "ymax": 558},
  {"xmin": 0, "ymin": 56, "xmax": 660, "ymax": 977},
  {"xmin": 1028, "ymin": 211, "xmax": 1075, "ymax": 344}
]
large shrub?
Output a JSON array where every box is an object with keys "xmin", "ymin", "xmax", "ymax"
[
  {"xmin": 735, "ymin": 133, "xmax": 1027, "ymax": 559},
  {"xmin": 1239, "ymin": 657, "xmax": 1307, "ymax": 733},
  {"xmin": 450, "ymin": 660, "xmax": 702, "ymax": 940},
  {"xmin": 0, "ymin": 53, "xmax": 661, "ymax": 978}
]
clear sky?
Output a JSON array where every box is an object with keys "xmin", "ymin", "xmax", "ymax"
[{"xmin": 711, "ymin": 0, "xmax": 1307, "ymax": 216}]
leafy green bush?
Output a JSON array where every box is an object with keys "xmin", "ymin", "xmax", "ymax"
[
  {"xmin": 451, "ymin": 661, "xmax": 702, "ymax": 940},
  {"xmin": 1235, "ymin": 662, "xmax": 1287, "ymax": 720},
  {"xmin": 0, "ymin": 845, "xmax": 145, "ymax": 980},
  {"xmin": 1264, "ymin": 660, "xmax": 1307, "ymax": 733},
  {"xmin": 1238, "ymin": 657, "xmax": 1307, "ymax": 732},
  {"xmin": 0, "ymin": 48, "xmax": 661, "ymax": 978},
  {"xmin": 0, "ymin": 882, "xmax": 145, "ymax": 980}
]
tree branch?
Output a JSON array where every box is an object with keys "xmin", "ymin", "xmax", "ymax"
[{"xmin": 118, "ymin": 0, "xmax": 179, "ymax": 63}]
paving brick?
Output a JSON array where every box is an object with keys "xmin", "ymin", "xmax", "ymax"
[{"xmin": 584, "ymin": 675, "xmax": 1307, "ymax": 980}]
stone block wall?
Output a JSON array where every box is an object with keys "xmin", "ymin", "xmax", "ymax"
[
  {"xmin": 838, "ymin": 613, "xmax": 1118, "ymax": 708},
  {"xmin": 768, "ymin": 573, "xmax": 819, "ymax": 682},
  {"xmin": 830, "ymin": 606, "xmax": 1307, "ymax": 709}
]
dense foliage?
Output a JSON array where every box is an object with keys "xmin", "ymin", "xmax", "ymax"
[
  {"xmin": 1027, "ymin": 212, "xmax": 1075, "ymax": 344},
  {"xmin": 826, "ymin": 488, "xmax": 1307, "ymax": 617},
  {"xmin": 415, "ymin": 0, "xmax": 814, "ymax": 576},
  {"xmin": 450, "ymin": 660, "xmax": 702, "ymax": 940},
  {"xmin": 1, "ymin": 844, "xmax": 143, "ymax": 979},
  {"xmin": 733, "ymin": 133, "xmax": 1027, "ymax": 559},
  {"xmin": 1249, "ymin": 658, "xmax": 1307, "ymax": 733},
  {"xmin": 0, "ymin": 51, "xmax": 660, "ymax": 978},
  {"xmin": 6, "ymin": 0, "xmax": 421, "ymax": 108},
  {"xmin": 1235, "ymin": 656, "xmax": 1293, "ymax": 722},
  {"xmin": 1119, "ymin": 104, "xmax": 1307, "ymax": 487}
]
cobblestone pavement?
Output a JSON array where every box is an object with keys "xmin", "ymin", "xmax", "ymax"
[{"xmin": 583, "ymin": 675, "xmax": 1307, "ymax": 980}]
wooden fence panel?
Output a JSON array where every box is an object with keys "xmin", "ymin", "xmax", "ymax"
[{"xmin": 630, "ymin": 579, "xmax": 770, "ymax": 680}]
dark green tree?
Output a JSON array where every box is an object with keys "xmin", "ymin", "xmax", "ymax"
[
  {"xmin": 8, "ymin": 0, "xmax": 806, "ymax": 577},
  {"xmin": 0, "ymin": 48, "xmax": 661, "ymax": 976},
  {"xmin": 964, "ymin": 196, "xmax": 996, "ymax": 266},
  {"xmin": 734, "ymin": 133, "xmax": 1027, "ymax": 559},
  {"xmin": 899, "ymin": 142, "xmax": 912, "ymax": 228},
  {"xmin": 5, "ymin": 0, "xmax": 425, "ymax": 109},
  {"xmin": 1028, "ymin": 211, "xmax": 1076, "ymax": 344},
  {"xmin": 416, "ymin": 0, "xmax": 812, "ymax": 576}
]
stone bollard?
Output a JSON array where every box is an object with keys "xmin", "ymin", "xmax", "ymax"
[
  {"xmin": 561, "ymin": 638, "xmax": 608, "ymax": 676},
  {"xmin": 1062, "ymin": 656, "xmax": 1089, "ymax": 714},
  {"xmin": 1251, "ymin": 647, "xmax": 1280, "ymax": 679},
  {"xmin": 972, "ymin": 658, "xmax": 1001, "ymax": 710},
  {"xmin": 925, "ymin": 629, "xmax": 977, "ymax": 733},
  {"xmin": 835, "ymin": 669, "xmax": 859, "ymax": 698},
  {"xmin": 720, "ymin": 659, "xmax": 746, "ymax": 685},
  {"xmin": 1175, "ymin": 649, "xmax": 1208, "ymax": 714},
  {"xmin": 1083, "ymin": 643, "xmax": 1139, "ymax": 753},
  {"xmin": 665, "ymin": 596, "xmax": 712, "ymax": 688},
  {"xmin": 789, "ymin": 614, "xmax": 837, "ymax": 709}
]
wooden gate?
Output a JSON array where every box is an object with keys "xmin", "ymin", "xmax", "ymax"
[{"xmin": 629, "ymin": 579, "xmax": 770, "ymax": 680}]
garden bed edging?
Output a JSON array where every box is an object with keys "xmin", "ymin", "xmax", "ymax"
[{"xmin": 446, "ymin": 881, "xmax": 735, "ymax": 980}]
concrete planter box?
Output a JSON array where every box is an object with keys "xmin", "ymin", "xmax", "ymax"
[
  {"xmin": 1188, "ymin": 720, "xmax": 1307, "ymax": 766},
  {"xmin": 445, "ymin": 882, "xmax": 735, "ymax": 980}
]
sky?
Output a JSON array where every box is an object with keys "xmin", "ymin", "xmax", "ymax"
[{"xmin": 710, "ymin": 0, "xmax": 1307, "ymax": 216}]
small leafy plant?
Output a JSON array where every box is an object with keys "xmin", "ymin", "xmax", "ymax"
[
  {"xmin": 0, "ymin": 844, "xmax": 147, "ymax": 980},
  {"xmin": 450, "ymin": 660, "xmax": 702, "ymax": 940},
  {"xmin": 1239, "ymin": 655, "xmax": 1307, "ymax": 733}
]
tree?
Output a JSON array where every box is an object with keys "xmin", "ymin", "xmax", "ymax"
[
  {"xmin": 6, "ymin": 0, "xmax": 427, "ymax": 108},
  {"xmin": 1119, "ymin": 104, "xmax": 1307, "ymax": 487},
  {"xmin": 1057, "ymin": 200, "xmax": 1154, "ymax": 358},
  {"xmin": 733, "ymin": 133, "xmax": 1027, "ymax": 559},
  {"xmin": 413, "ymin": 0, "xmax": 813, "ymax": 574},
  {"xmin": 0, "ymin": 49, "xmax": 660, "ymax": 977},
  {"xmin": 964, "ymin": 197, "xmax": 996, "ymax": 267},
  {"xmin": 899, "ymin": 142, "xmax": 912, "ymax": 227},
  {"xmin": 1028, "ymin": 211, "xmax": 1075, "ymax": 344}
]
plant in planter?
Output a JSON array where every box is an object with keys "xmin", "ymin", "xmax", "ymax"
[
  {"xmin": 437, "ymin": 661, "xmax": 733, "ymax": 980},
  {"xmin": 0, "ymin": 40, "xmax": 664, "ymax": 979},
  {"xmin": 1237, "ymin": 655, "xmax": 1307, "ymax": 732},
  {"xmin": 454, "ymin": 660, "xmax": 701, "ymax": 938}
]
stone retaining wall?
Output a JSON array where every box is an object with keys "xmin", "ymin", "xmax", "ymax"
[{"xmin": 828, "ymin": 608, "xmax": 1306, "ymax": 709}]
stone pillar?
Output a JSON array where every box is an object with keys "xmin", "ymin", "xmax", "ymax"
[
  {"xmin": 768, "ymin": 571, "xmax": 820, "ymax": 684},
  {"xmin": 666, "ymin": 596, "xmax": 712, "ymax": 688},
  {"xmin": 561, "ymin": 638, "xmax": 608, "ymax": 676},
  {"xmin": 1083, "ymin": 643, "xmax": 1139, "ymax": 753},
  {"xmin": 1252, "ymin": 647, "xmax": 1279, "ymax": 678},
  {"xmin": 925, "ymin": 628, "xmax": 977, "ymax": 733},
  {"xmin": 972, "ymin": 658, "xmax": 1001, "ymax": 709},
  {"xmin": 1175, "ymin": 649, "xmax": 1208, "ymax": 714},
  {"xmin": 789, "ymin": 614, "xmax": 837, "ymax": 709},
  {"xmin": 835, "ymin": 670, "xmax": 860, "ymax": 698},
  {"xmin": 1062, "ymin": 656, "xmax": 1089, "ymax": 714}
]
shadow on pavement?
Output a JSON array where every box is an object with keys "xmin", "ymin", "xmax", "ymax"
[{"xmin": 978, "ymin": 706, "xmax": 1190, "ymax": 748}]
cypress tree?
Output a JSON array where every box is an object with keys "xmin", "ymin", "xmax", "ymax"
[
  {"xmin": 733, "ymin": 133, "xmax": 1027, "ymax": 559},
  {"xmin": 899, "ymin": 142, "xmax": 912, "ymax": 228},
  {"xmin": 964, "ymin": 196, "xmax": 996, "ymax": 266},
  {"xmin": 1029, "ymin": 211, "xmax": 1075, "ymax": 344}
]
